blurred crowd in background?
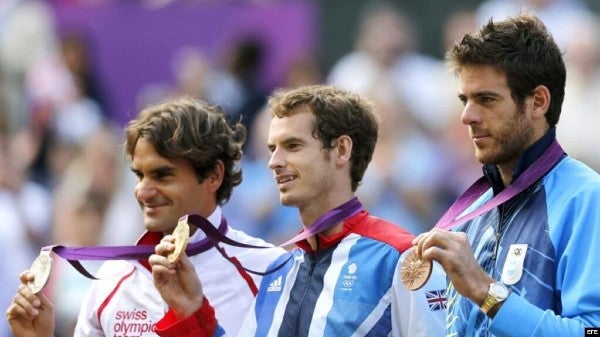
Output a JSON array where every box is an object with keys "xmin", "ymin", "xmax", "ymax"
[{"xmin": 0, "ymin": 0, "xmax": 598, "ymax": 336}]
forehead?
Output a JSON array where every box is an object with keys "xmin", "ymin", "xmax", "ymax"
[
  {"xmin": 458, "ymin": 65, "xmax": 510, "ymax": 94},
  {"xmin": 268, "ymin": 108, "xmax": 315, "ymax": 142},
  {"xmin": 132, "ymin": 138, "xmax": 186, "ymax": 169}
]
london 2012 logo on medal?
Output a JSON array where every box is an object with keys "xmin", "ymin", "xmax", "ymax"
[
  {"xmin": 28, "ymin": 252, "xmax": 53, "ymax": 294},
  {"xmin": 400, "ymin": 247, "xmax": 432, "ymax": 291}
]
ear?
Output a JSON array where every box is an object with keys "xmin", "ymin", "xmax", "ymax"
[
  {"xmin": 530, "ymin": 85, "xmax": 550, "ymax": 120},
  {"xmin": 334, "ymin": 135, "xmax": 353, "ymax": 166},
  {"xmin": 206, "ymin": 160, "xmax": 225, "ymax": 193}
]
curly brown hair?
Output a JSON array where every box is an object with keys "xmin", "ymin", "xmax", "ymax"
[{"xmin": 124, "ymin": 98, "xmax": 246, "ymax": 204}]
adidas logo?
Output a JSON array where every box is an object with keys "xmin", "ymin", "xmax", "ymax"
[{"xmin": 267, "ymin": 276, "xmax": 282, "ymax": 292}]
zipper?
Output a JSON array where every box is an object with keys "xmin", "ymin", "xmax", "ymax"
[
  {"xmin": 491, "ymin": 204, "xmax": 506, "ymax": 269},
  {"xmin": 293, "ymin": 237, "xmax": 320, "ymax": 336}
]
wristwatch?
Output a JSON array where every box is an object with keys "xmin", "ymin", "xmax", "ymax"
[{"xmin": 480, "ymin": 281, "xmax": 510, "ymax": 314}]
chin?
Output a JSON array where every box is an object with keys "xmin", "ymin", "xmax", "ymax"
[
  {"xmin": 279, "ymin": 197, "xmax": 292, "ymax": 206},
  {"xmin": 279, "ymin": 193, "xmax": 297, "ymax": 207},
  {"xmin": 475, "ymin": 150, "xmax": 495, "ymax": 165},
  {"xmin": 144, "ymin": 219, "xmax": 165, "ymax": 233}
]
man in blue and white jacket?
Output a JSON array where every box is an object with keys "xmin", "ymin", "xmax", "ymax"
[
  {"xmin": 149, "ymin": 85, "xmax": 446, "ymax": 337},
  {"xmin": 414, "ymin": 12, "xmax": 600, "ymax": 337}
]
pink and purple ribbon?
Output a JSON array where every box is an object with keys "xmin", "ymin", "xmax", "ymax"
[
  {"xmin": 434, "ymin": 139, "xmax": 565, "ymax": 230},
  {"xmin": 44, "ymin": 197, "xmax": 363, "ymax": 278},
  {"xmin": 45, "ymin": 218, "xmax": 227, "ymax": 279}
]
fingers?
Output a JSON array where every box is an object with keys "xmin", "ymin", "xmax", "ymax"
[
  {"xmin": 18, "ymin": 270, "xmax": 34, "ymax": 285},
  {"xmin": 150, "ymin": 237, "xmax": 178, "ymax": 277},
  {"xmin": 175, "ymin": 253, "xmax": 196, "ymax": 277},
  {"xmin": 155, "ymin": 235, "xmax": 176, "ymax": 255},
  {"xmin": 149, "ymin": 251, "xmax": 176, "ymax": 276},
  {"xmin": 412, "ymin": 229, "xmax": 471, "ymax": 262},
  {"xmin": 37, "ymin": 291, "xmax": 53, "ymax": 311},
  {"xmin": 413, "ymin": 229, "xmax": 447, "ymax": 260},
  {"xmin": 7, "ymin": 284, "xmax": 41, "ymax": 319}
]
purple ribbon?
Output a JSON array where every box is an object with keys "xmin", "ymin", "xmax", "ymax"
[
  {"xmin": 187, "ymin": 196, "xmax": 363, "ymax": 249},
  {"xmin": 46, "ymin": 218, "xmax": 228, "ymax": 279},
  {"xmin": 186, "ymin": 197, "xmax": 364, "ymax": 275},
  {"xmin": 435, "ymin": 140, "xmax": 565, "ymax": 230},
  {"xmin": 45, "ymin": 197, "xmax": 363, "ymax": 278}
]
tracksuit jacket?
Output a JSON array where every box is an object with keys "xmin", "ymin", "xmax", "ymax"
[
  {"xmin": 446, "ymin": 128, "xmax": 600, "ymax": 337},
  {"xmin": 155, "ymin": 209, "xmax": 447, "ymax": 337},
  {"xmin": 73, "ymin": 207, "xmax": 285, "ymax": 337}
]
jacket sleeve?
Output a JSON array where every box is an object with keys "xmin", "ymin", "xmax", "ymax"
[
  {"xmin": 489, "ymin": 175, "xmax": 600, "ymax": 336},
  {"xmin": 394, "ymin": 253, "xmax": 446, "ymax": 337},
  {"xmin": 154, "ymin": 298, "xmax": 224, "ymax": 337}
]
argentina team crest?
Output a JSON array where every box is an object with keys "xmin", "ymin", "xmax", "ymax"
[{"xmin": 501, "ymin": 244, "xmax": 528, "ymax": 285}]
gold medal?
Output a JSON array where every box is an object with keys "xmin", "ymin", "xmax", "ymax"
[
  {"xmin": 167, "ymin": 216, "xmax": 190, "ymax": 263},
  {"xmin": 28, "ymin": 251, "xmax": 52, "ymax": 294},
  {"xmin": 400, "ymin": 247, "xmax": 432, "ymax": 291}
]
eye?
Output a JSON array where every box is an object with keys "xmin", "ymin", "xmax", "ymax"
[
  {"xmin": 287, "ymin": 143, "xmax": 302, "ymax": 151},
  {"xmin": 154, "ymin": 171, "xmax": 172, "ymax": 181},
  {"xmin": 480, "ymin": 96, "xmax": 494, "ymax": 103},
  {"xmin": 131, "ymin": 169, "xmax": 143, "ymax": 181}
]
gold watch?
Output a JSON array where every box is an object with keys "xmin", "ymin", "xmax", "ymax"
[{"xmin": 480, "ymin": 281, "xmax": 510, "ymax": 314}]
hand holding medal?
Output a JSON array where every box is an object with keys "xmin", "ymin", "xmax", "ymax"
[{"xmin": 400, "ymin": 247, "xmax": 432, "ymax": 291}]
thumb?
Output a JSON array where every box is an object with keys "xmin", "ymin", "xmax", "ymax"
[{"xmin": 37, "ymin": 292, "xmax": 53, "ymax": 309}]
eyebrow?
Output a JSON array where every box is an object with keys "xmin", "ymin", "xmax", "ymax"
[
  {"xmin": 267, "ymin": 136, "xmax": 305, "ymax": 148},
  {"xmin": 130, "ymin": 165, "xmax": 176, "ymax": 176},
  {"xmin": 459, "ymin": 90, "xmax": 503, "ymax": 99}
]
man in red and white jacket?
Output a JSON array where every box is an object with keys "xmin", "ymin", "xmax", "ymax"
[{"xmin": 7, "ymin": 98, "xmax": 286, "ymax": 337}]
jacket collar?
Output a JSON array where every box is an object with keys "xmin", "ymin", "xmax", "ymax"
[
  {"xmin": 483, "ymin": 127, "xmax": 556, "ymax": 194},
  {"xmin": 295, "ymin": 211, "xmax": 367, "ymax": 253},
  {"xmin": 135, "ymin": 206, "xmax": 223, "ymax": 246}
]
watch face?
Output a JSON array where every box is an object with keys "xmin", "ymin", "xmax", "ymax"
[{"xmin": 491, "ymin": 282, "xmax": 510, "ymax": 298}]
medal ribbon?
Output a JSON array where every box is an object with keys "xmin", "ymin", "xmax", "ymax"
[
  {"xmin": 186, "ymin": 197, "xmax": 364, "ymax": 275},
  {"xmin": 43, "ymin": 218, "xmax": 228, "ymax": 279},
  {"xmin": 42, "ymin": 197, "xmax": 363, "ymax": 279},
  {"xmin": 434, "ymin": 139, "xmax": 565, "ymax": 230}
]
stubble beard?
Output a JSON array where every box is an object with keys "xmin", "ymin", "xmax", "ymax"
[{"xmin": 475, "ymin": 106, "xmax": 534, "ymax": 166}]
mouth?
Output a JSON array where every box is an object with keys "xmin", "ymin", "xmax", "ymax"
[
  {"xmin": 141, "ymin": 203, "xmax": 167, "ymax": 215},
  {"xmin": 470, "ymin": 130, "xmax": 491, "ymax": 144},
  {"xmin": 275, "ymin": 174, "xmax": 297, "ymax": 187}
]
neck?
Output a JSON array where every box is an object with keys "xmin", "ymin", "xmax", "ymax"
[
  {"xmin": 300, "ymin": 194, "xmax": 355, "ymax": 250},
  {"xmin": 497, "ymin": 162, "xmax": 516, "ymax": 187}
]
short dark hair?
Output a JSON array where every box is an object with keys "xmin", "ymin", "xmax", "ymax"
[
  {"xmin": 268, "ymin": 85, "xmax": 378, "ymax": 192},
  {"xmin": 124, "ymin": 98, "xmax": 246, "ymax": 204},
  {"xmin": 446, "ymin": 12, "xmax": 566, "ymax": 126}
]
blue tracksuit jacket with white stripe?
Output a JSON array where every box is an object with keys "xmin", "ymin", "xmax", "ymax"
[
  {"xmin": 446, "ymin": 129, "xmax": 600, "ymax": 337},
  {"xmin": 237, "ymin": 210, "xmax": 446, "ymax": 337}
]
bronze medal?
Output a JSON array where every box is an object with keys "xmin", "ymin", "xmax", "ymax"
[
  {"xmin": 28, "ymin": 252, "xmax": 52, "ymax": 294},
  {"xmin": 168, "ymin": 216, "xmax": 190, "ymax": 263},
  {"xmin": 400, "ymin": 247, "xmax": 432, "ymax": 291}
]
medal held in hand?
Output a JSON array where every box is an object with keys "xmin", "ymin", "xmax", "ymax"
[
  {"xmin": 28, "ymin": 252, "xmax": 52, "ymax": 294},
  {"xmin": 168, "ymin": 216, "xmax": 190, "ymax": 263},
  {"xmin": 400, "ymin": 247, "xmax": 432, "ymax": 291}
]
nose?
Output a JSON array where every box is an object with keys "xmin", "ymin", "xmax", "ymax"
[
  {"xmin": 268, "ymin": 147, "xmax": 284, "ymax": 171},
  {"xmin": 460, "ymin": 101, "xmax": 482, "ymax": 126},
  {"xmin": 134, "ymin": 178, "xmax": 157, "ymax": 201}
]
